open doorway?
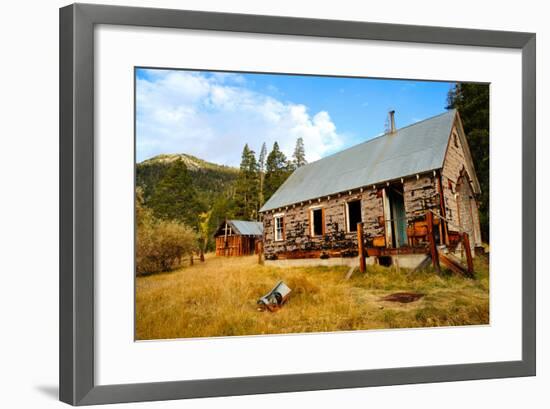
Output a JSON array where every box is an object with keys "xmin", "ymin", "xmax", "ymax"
[{"xmin": 383, "ymin": 184, "xmax": 407, "ymax": 248}]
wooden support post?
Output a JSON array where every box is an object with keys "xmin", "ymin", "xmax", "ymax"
[
  {"xmin": 437, "ymin": 171, "xmax": 449, "ymax": 245},
  {"xmin": 462, "ymin": 232, "xmax": 474, "ymax": 275},
  {"xmin": 357, "ymin": 222, "xmax": 366, "ymax": 273},
  {"xmin": 426, "ymin": 212, "xmax": 440, "ymax": 273},
  {"xmin": 258, "ymin": 241, "xmax": 264, "ymax": 265}
]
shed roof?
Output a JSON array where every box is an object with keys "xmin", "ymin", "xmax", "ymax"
[
  {"xmin": 215, "ymin": 220, "xmax": 264, "ymax": 237},
  {"xmin": 260, "ymin": 110, "xmax": 457, "ymax": 212}
]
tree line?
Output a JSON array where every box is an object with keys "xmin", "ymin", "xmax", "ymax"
[
  {"xmin": 234, "ymin": 137, "xmax": 307, "ymax": 221},
  {"xmin": 136, "ymin": 138, "xmax": 306, "ymax": 274}
]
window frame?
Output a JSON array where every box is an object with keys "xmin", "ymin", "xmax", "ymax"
[
  {"xmin": 273, "ymin": 214, "xmax": 285, "ymax": 242},
  {"xmin": 309, "ymin": 206, "xmax": 325, "ymax": 237},
  {"xmin": 346, "ymin": 199, "xmax": 363, "ymax": 233}
]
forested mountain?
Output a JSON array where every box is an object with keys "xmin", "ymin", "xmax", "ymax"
[{"xmin": 137, "ymin": 153, "xmax": 239, "ymax": 210}]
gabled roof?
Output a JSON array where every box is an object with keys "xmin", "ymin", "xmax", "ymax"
[
  {"xmin": 260, "ymin": 110, "xmax": 457, "ymax": 212},
  {"xmin": 214, "ymin": 220, "xmax": 263, "ymax": 237}
]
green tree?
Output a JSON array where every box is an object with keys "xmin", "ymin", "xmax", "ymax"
[
  {"xmin": 258, "ymin": 142, "xmax": 267, "ymax": 209},
  {"xmin": 292, "ymin": 137, "xmax": 307, "ymax": 168},
  {"xmin": 447, "ymin": 83, "xmax": 490, "ymax": 241},
  {"xmin": 148, "ymin": 159, "xmax": 204, "ymax": 229},
  {"xmin": 264, "ymin": 142, "xmax": 292, "ymax": 202},
  {"xmin": 234, "ymin": 144, "xmax": 259, "ymax": 220}
]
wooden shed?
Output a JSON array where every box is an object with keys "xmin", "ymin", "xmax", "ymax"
[{"xmin": 214, "ymin": 220, "xmax": 263, "ymax": 256}]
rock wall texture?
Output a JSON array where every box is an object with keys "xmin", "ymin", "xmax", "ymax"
[
  {"xmin": 262, "ymin": 174, "xmax": 442, "ymax": 259},
  {"xmin": 441, "ymin": 125, "xmax": 482, "ymax": 247}
]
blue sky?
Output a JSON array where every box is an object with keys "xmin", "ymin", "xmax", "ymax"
[{"xmin": 136, "ymin": 68, "xmax": 454, "ymax": 166}]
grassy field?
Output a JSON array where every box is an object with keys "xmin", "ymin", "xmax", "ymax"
[{"xmin": 135, "ymin": 254, "xmax": 489, "ymax": 340}]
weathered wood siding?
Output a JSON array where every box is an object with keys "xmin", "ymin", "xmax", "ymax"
[
  {"xmin": 441, "ymin": 125, "xmax": 482, "ymax": 246},
  {"xmin": 215, "ymin": 235, "xmax": 257, "ymax": 256}
]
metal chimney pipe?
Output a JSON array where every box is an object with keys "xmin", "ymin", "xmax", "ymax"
[{"xmin": 389, "ymin": 110, "xmax": 396, "ymax": 133}]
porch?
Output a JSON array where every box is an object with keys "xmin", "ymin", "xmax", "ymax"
[{"xmin": 359, "ymin": 210, "xmax": 475, "ymax": 277}]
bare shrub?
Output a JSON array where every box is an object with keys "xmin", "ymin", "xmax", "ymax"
[
  {"xmin": 136, "ymin": 187, "xmax": 197, "ymax": 275},
  {"xmin": 136, "ymin": 219, "xmax": 196, "ymax": 275}
]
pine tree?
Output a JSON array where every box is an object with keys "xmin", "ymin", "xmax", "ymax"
[
  {"xmin": 447, "ymin": 83, "xmax": 489, "ymax": 241},
  {"xmin": 148, "ymin": 159, "xmax": 204, "ymax": 229},
  {"xmin": 264, "ymin": 142, "xmax": 292, "ymax": 202},
  {"xmin": 292, "ymin": 137, "xmax": 307, "ymax": 168},
  {"xmin": 258, "ymin": 142, "xmax": 267, "ymax": 208},
  {"xmin": 234, "ymin": 144, "xmax": 259, "ymax": 220}
]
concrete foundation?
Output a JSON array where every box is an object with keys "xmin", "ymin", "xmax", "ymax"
[
  {"xmin": 265, "ymin": 254, "xmax": 428, "ymax": 269},
  {"xmin": 265, "ymin": 256, "xmax": 369, "ymax": 268},
  {"xmin": 389, "ymin": 254, "xmax": 428, "ymax": 269}
]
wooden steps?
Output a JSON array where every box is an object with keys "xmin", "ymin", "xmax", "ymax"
[
  {"xmin": 438, "ymin": 250, "xmax": 474, "ymax": 278},
  {"xmin": 411, "ymin": 255, "xmax": 431, "ymax": 273}
]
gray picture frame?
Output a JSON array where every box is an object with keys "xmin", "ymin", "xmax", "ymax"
[{"xmin": 59, "ymin": 3, "xmax": 536, "ymax": 406}]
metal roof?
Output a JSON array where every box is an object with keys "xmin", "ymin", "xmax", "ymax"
[
  {"xmin": 226, "ymin": 220, "xmax": 263, "ymax": 236},
  {"xmin": 260, "ymin": 110, "xmax": 456, "ymax": 212}
]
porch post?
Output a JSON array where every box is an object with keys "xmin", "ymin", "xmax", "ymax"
[
  {"xmin": 357, "ymin": 222, "xmax": 366, "ymax": 273},
  {"xmin": 426, "ymin": 212, "xmax": 441, "ymax": 273}
]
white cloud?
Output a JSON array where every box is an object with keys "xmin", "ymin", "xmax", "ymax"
[{"xmin": 136, "ymin": 70, "xmax": 344, "ymax": 166}]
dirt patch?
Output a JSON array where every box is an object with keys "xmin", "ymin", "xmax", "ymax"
[{"xmin": 380, "ymin": 292, "xmax": 425, "ymax": 303}]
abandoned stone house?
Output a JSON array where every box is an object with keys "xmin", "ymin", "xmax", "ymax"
[{"xmin": 259, "ymin": 109, "xmax": 483, "ymax": 269}]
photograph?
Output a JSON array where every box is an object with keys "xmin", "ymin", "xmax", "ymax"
[{"xmin": 134, "ymin": 67, "xmax": 490, "ymax": 340}]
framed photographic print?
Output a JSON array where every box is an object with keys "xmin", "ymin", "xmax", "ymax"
[{"xmin": 59, "ymin": 3, "xmax": 536, "ymax": 406}]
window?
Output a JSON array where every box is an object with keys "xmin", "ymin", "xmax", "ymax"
[
  {"xmin": 311, "ymin": 208, "xmax": 324, "ymax": 237},
  {"xmin": 347, "ymin": 199, "xmax": 362, "ymax": 232},
  {"xmin": 274, "ymin": 215, "xmax": 284, "ymax": 241}
]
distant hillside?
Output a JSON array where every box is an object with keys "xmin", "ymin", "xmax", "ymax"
[
  {"xmin": 137, "ymin": 153, "xmax": 239, "ymax": 207},
  {"xmin": 140, "ymin": 153, "xmax": 237, "ymax": 172}
]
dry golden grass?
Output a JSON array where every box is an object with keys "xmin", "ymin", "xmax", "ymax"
[{"xmin": 135, "ymin": 254, "xmax": 489, "ymax": 340}]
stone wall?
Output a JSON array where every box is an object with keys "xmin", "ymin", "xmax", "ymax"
[
  {"xmin": 456, "ymin": 173, "xmax": 482, "ymax": 247},
  {"xmin": 441, "ymin": 125, "xmax": 482, "ymax": 246},
  {"xmin": 403, "ymin": 173, "xmax": 441, "ymax": 221},
  {"xmin": 262, "ymin": 174, "xmax": 444, "ymax": 259},
  {"xmin": 441, "ymin": 126, "xmax": 465, "ymax": 227},
  {"xmin": 262, "ymin": 189, "xmax": 385, "ymax": 259}
]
